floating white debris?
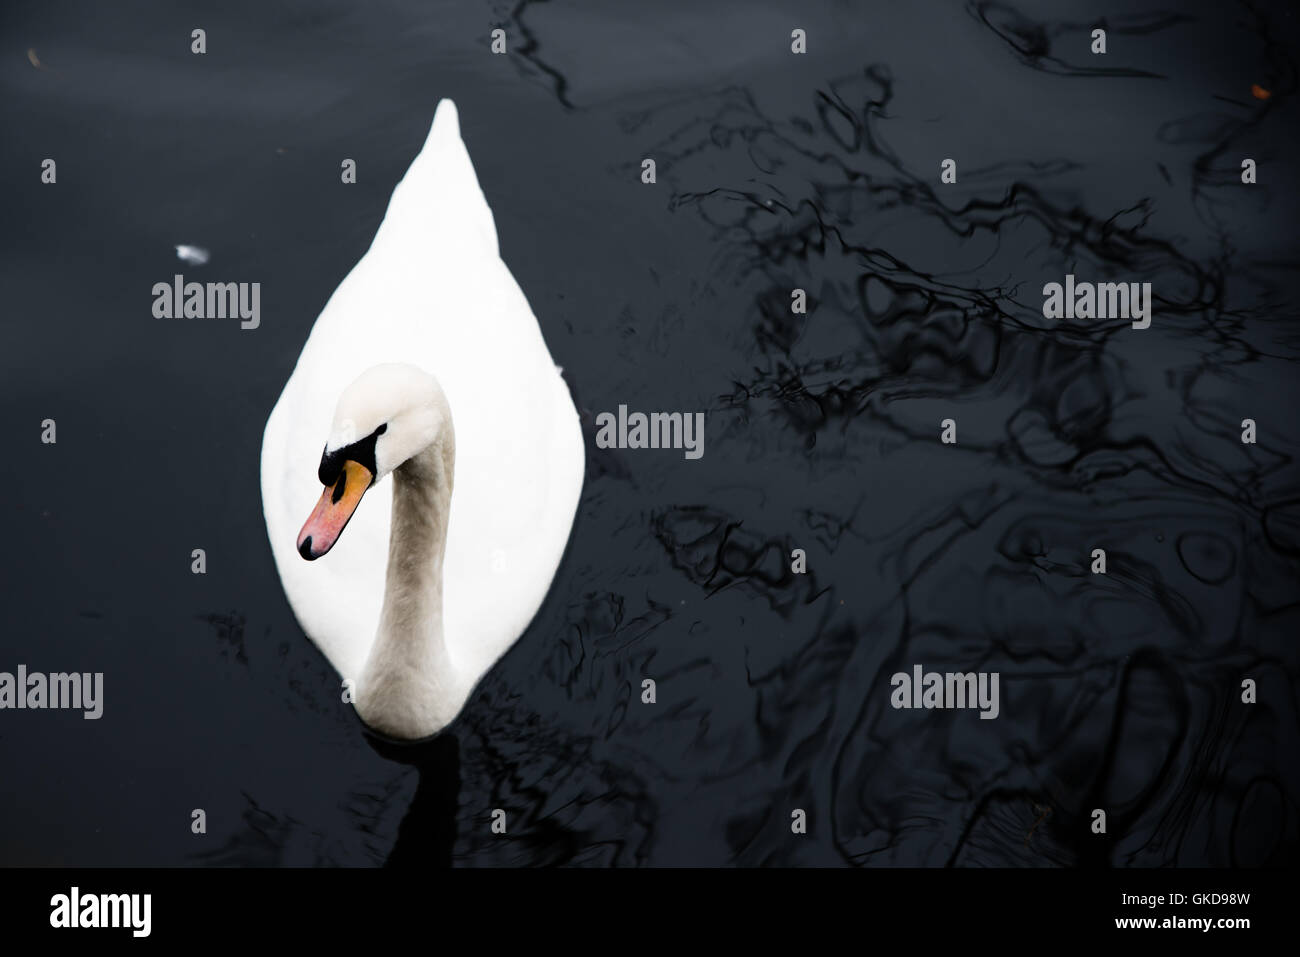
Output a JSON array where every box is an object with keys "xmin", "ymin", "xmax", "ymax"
[{"xmin": 175, "ymin": 244, "xmax": 210, "ymax": 266}]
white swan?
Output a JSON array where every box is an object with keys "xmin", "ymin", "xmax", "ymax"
[{"xmin": 259, "ymin": 100, "xmax": 585, "ymax": 740}]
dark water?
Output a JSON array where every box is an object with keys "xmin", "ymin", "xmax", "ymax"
[{"xmin": 2, "ymin": 0, "xmax": 1298, "ymax": 866}]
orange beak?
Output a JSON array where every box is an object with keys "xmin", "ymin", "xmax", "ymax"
[{"xmin": 297, "ymin": 460, "xmax": 374, "ymax": 560}]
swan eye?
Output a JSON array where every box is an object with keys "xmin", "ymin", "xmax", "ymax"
[{"xmin": 318, "ymin": 423, "xmax": 388, "ymax": 486}]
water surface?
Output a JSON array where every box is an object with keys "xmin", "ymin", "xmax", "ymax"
[{"xmin": 1, "ymin": 0, "xmax": 1298, "ymax": 866}]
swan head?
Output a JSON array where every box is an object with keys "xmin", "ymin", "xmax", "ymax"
[{"xmin": 297, "ymin": 363, "xmax": 449, "ymax": 560}]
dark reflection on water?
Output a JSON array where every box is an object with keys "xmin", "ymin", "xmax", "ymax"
[
  {"xmin": 370, "ymin": 732, "xmax": 460, "ymax": 869},
  {"xmin": 973, "ymin": 2, "xmax": 1189, "ymax": 78},
  {"xmin": 1, "ymin": 0, "xmax": 1297, "ymax": 867}
]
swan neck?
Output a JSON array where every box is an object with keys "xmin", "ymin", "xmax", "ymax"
[{"xmin": 356, "ymin": 437, "xmax": 459, "ymax": 737}]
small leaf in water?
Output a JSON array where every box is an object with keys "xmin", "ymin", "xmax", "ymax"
[
  {"xmin": 27, "ymin": 48, "xmax": 41, "ymax": 69},
  {"xmin": 1251, "ymin": 84, "xmax": 1271, "ymax": 100}
]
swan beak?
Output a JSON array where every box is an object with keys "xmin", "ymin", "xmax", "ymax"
[{"xmin": 297, "ymin": 460, "xmax": 374, "ymax": 560}]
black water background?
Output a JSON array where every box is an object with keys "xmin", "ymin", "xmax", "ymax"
[{"xmin": 1, "ymin": 0, "xmax": 1298, "ymax": 866}]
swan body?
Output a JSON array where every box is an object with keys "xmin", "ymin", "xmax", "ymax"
[{"xmin": 259, "ymin": 100, "xmax": 584, "ymax": 739}]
